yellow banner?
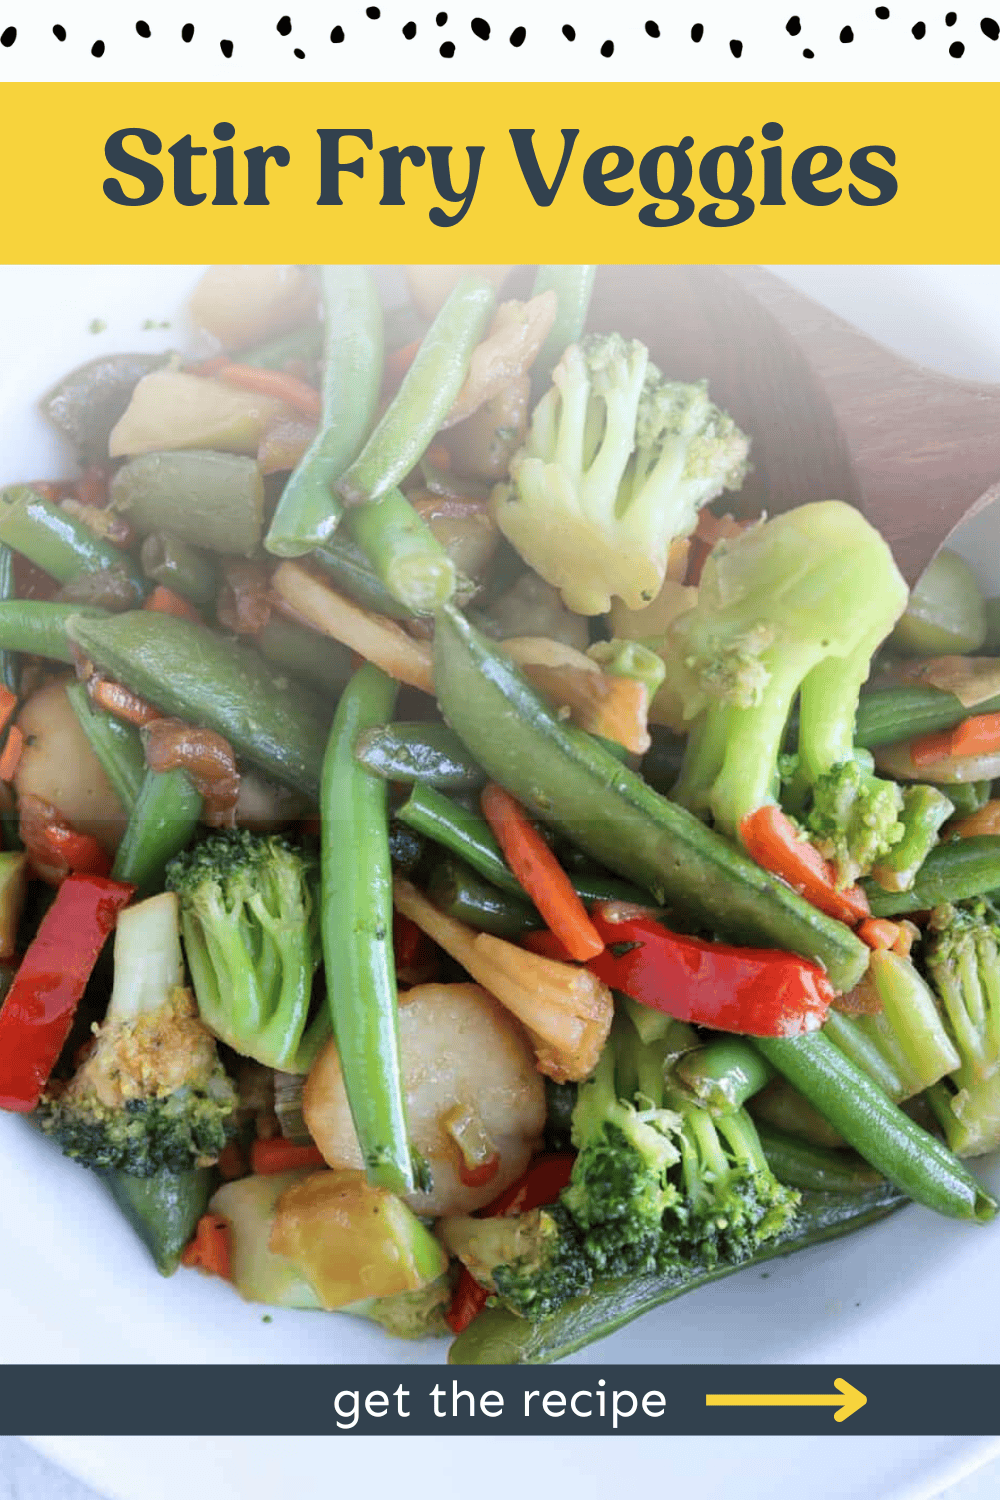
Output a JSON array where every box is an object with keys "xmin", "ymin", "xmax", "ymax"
[{"xmin": 1, "ymin": 81, "xmax": 989, "ymax": 262}]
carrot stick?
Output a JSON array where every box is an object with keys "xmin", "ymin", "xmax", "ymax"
[
  {"xmin": 218, "ymin": 363, "xmax": 321, "ymax": 419},
  {"xmin": 480, "ymin": 782, "xmax": 604, "ymax": 961},
  {"xmin": 181, "ymin": 1214, "xmax": 232, "ymax": 1279},
  {"xmin": 249, "ymin": 1137, "xmax": 327, "ymax": 1176},
  {"xmin": 911, "ymin": 713, "xmax": 1000, "ymax": 768},
  {"xmin": 857, "ymin": 917, "xmax": 902, "ymax": 952},
  {"xmin": 739, "ymin": 804, "xmax": 871, "ymax": 927},
  {"xmin": 143, "ymin": 585, "xmax": 203, "ymax": 624},
  {"xmin": 0, "ymin": 686, "xmax": 17, "ymax": 740},
  {"xmin": 0, "ymin": 726, "xmax": 23, "ymax": 783}
]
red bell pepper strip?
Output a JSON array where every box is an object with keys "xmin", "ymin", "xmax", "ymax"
[
  {"xmin": 739, "ymin": 805, "xmax": 871, "ymax": 926},
  {"xmin": 0, "ymin": 873, "xmax": 135, "ymax": 1112},
  {"xmin": 525, "ymin": 910, "xmax": 834, "ymax": 1038},
  {"xmin": 445, "ymin": 1153, "xmax": 576, "ymax": 1334}
]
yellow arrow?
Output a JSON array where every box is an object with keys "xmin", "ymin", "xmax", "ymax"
[{"xmin": 705, "ymin": 1378, "xmax": 867, "ymax": 1424}]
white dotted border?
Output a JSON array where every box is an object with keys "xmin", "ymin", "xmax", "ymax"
[{"xmin": 0, "ymin": 0, "xmax": 999, "ymax": 81}]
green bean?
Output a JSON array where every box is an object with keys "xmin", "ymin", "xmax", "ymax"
[
  {"xmin": 65, "ymin": 682, "xmax": 147, "ymax": 812},
  {"xmin": 821, "ymin": 1009, "xmax": 907, "ymax": 1102},
  {"xmin": 266, "ymin": 267, "xmax": 383, "ymax": 557},
  {"xmin": 355, "ymin": 722, "xmax": 486, "ymax": 790},
  {"xmin": 937, "ymin": 780, "xmax": 991, "ymax": 819},
  {"xmin": 427, "ymin": 855, "xmax": 540, "ymax": 938},
  {"xmin": 255, "ymin": 616, "xmax": 354, "ymax": 700},
  {"xmin": 864, "ymin": 835, "xmax": 1000, "ymax": 916},
  {"xmin": 321, "ymin": 664, "xmax": 419, "ymax": 1196},
  {"xmin": 569, "ymin": 871, "xmax": 655, "ymax": 905},
  {"xmin": 753, "ymin": 1031, "xmax": 997, "ymax": 1221},
  {"xmin": 346, "ymin": 486, "xmax": 455, "ymax": 615},
  {"xmin": 871, "ymin": 784, "xmax": 955, "ymax": 892},
  {"xmin": 448, "ymin": 1182, "xmax": 906, "ymax": 1364},
  {"xmin": 111, "ymin": 767, "xmax": 203, "ymax": 897},
  {"xmin": 65, "ymin": 611, "xmax": 329, "ymax": 798},
  {"xmin": 397, "ymin": 784, "xmax": 522, "ymax": 895},
  {"xmin": 229, "ymin": 323, "xmax": 324, "ymax": 371},
  {"xmin": 0, "ymin": 600, "xmax": 107, "ymax": 665},
  {"xmin": 0, "ymin": 486, "xmax": 146, "ymax": 601},
  {"xmin": 530, "ymin": 265, "xmax": 596, "ymax": 393},
  {"xmin": 676, "ymin": 1036, "xmax": 774, "ymax": 1114},
  {"xmin": 337, "ymin": 275, "xmax": 495, "ymax": 505},
  {"xmin": 0, "ymin": 545, "xmax": 17, "ymax": 696},
  {"xmin": 749, "ymin": 1077, "xmax": 847, "ymax": 1148},
  {"xmin": 755, "ymin": 1123, "xmax": 885, "ymax": 1194},
  {"xmin": 388, "ymin": 818, "xmax": 426, "ymax": 876},
  {"xmin": 111, "ymin": 452, "xmax": 263, "ymax": 557},
  {"xmin": 313, "ymin": 533, "xmax": 412, "ymax": 620},
  {"xmin": 855, "ymin": 684, "xmax": 1000, "ymax": 750},
  {"xmin": 139, "ymin": 532, "xmax": 218, "ymax": 607}
]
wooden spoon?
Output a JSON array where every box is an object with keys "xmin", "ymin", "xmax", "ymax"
[{"xmin": 589, "ymin": 265, "xmax": 1000, "ymax": 584}]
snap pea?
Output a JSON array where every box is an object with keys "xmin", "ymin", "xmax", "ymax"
[
  {"xmin": 313, "ymin": 533, "xmax": 412, "ymax": 620},
  {"xmin": 0, "ymin": 486, "xmax": 146, "ymax": 602},
  {"xmin": 752, "ymin": 1031, "xmax": 996, "ymax": 1221},
  {"xmin": 755, "ymin": 1123, "xmax": 885, "ymax": 1194},
  {"xmin": 354, "ymin": 722, "xmax": 486, "ymax": 791},
  {"xmin": 41, "ymin": 351, "xmax": 167, "ymax": 466},
  {"xmin": 675, "ymin": 1036, "xmax": 774, "ymax": 1114},
  {"xmin": 864, "ymin": 835, "xmax": 1000, "ymax": 916},
  {"xmin": 433, "ymin": 605, "xmax": 870, "ymax": 994},
  {"xmin": 0, "ymin": 545, "xmax": 17, "ymax": 695},
  {"xmin": 0, "ymin": 600, "xmax": 107, "ymax": 665},
  {"xmin": 337, "ymin": 275, "xmax": 495, "ymax": 505},
  {"xmin": 111, "ymin": 767, "xmax": 203, "ymax": 898},
  {"xmin": 346, "ymin": 486, "xmax": 455, "ymax": 615},
  {"xmin": 140, "ymin": 532, "xmax": 218, "ymax": 606},
  {"xmin": 855, "ymin": 684, "xmax": 1000, "ymax": 750},
  {"xmin": 321, "ymin": 663, "xmax": 420, "ymax": 1196},
  {"xmin": 426, "ymin": 854, "xmax": 540, "ymax": 938},
  {"xmin": 530, "ymin": 264, "xmax": 596, "ymax": 394},
  {"xmin": 65, "ymin": 681, "xmax": 147, "ymax": 811},
  {"xmin": 111, "ymin": 451, "xmax": 264, "ymax": 557},
  {"xmin": 266, "ymin": 266, "xmax": 384, "ymax": 557},
  {"xmin": 65, "ymin": 611, "xmax": 329, "ymax": 798},
  {"xmin": 255, "ymin": 615, "xmax": 354, "ymax": 700},
  {"xmin": 448, "ymin": 1182, "xmax": 906, "ymax": 1364}
]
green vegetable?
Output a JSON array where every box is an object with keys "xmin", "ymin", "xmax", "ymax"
[
  {"xmin": 266, "ymin": 265, "xmax": 383, "ymax": 556},
  {"xmin": 229, "ymin": 323, "xmax": 324, "ymax": 372},
  {"xmin": 864, "ymin": 836, "xmax": 1000, "ymax": 916},
  {"xmin": 749, "ymin": 1078, "xmax": 846, "ymax": 1149},
  {"xmin": 924, "ymin": 900, "xmax": 1000, "ymax": 1156},
  {"xmin": 166, "ymin": 829, "xmax": 326, "ymax": 1074},
  {"xmin": 112, "ymin": 767, "xmax": 203, "ymax": 898},
  {"xmin": 0, "ymin": 486, "xmax": 146, "ymax": 602},
  {"xmin": 668, "ymin": 503, "xmax": 909, "ymax": 885},
  {"xmin": 755, "ymin": 1124, "xmax": 885, "ymax": 1194},
  {"xmin": 346, "ymin": 486, "xmax": 455, "ymax": 615},
  {"xmin": 447, "ymin": 1181, "xmax": 906, "ymax": 1364},
  {"xmin": 892, "ymin": 549, "xmax": 986, "ymax": 657},
  {"xmin": 354, "ymin": 721, "xmax": 487, "ymax": 791},
  {"xmin": 0, "ymin": 600, "xmax": 108, "ymax": 666},
  {"xmin": 139, "ymin": 532, "xmax": 218, "ymax": 606},
  {"xmin": 39, "ymin": 892, "xmax": 236, "ymax": 1176},
  {"xmin": 493, "ymin": 332, "xmax": 749, "ymax": 616},
  {"xmin": 65, "ymin": 681, "xmax": 147, "ymax": 811},
  {"xmin": 0, "ymin": 545, "xmax": 17, "ymax": 696},
  {"xmin": 99, "ymin": 1166, "xmax": 213, "ymax": 1277},
  {"xmin": 41, "ymin": 351, "xmax": 167, "ymax": 465},
  {"xmin": 337, "ymin": 274, "xmax": 495, "ymax": 505},
  {"xmin": 313, "ymin": 532, "xmax": 413, "ymax": 619},
  {"xmin": 433, "ymin": 604, "xmax": 870, "ymax": 994},
  {"xmin": 937, "ymin": 781, "xmax": 991, "ymax": 820},
  {"xmin": 529, "ymin": 265, "xmax": 596, "ymax": 394},
  {"xmin": 856, "ymin": 685, "xmax": 1000, "ymax": 751},
  {"xmin": 426, "ymin": 855, "xmax": 540, "ymax": 938},
  {"xmin": 871, "ymin": 784, "xmax": 955, "ymax": 892},
  {"xmin": 64, "ymin": 610, "xmax": 329, "ymax": 797},
  {"xmin": 111, "ymin": 451, "xmax": 264, "ymax": 557},
  {"xmin": 255, "ymin": 615, "xmax": 354, "ymax": 699},
  {"xmin": 320, "ymin": 664, "xmax": 423, "ymax": 1196},
  {"xmin": 675, "ymin": 1035, "xmax": 774, "ymax": 1114},
  {"xmin": 752, "ymin": 1030, "xmax": 996, "ymax": 1221}
]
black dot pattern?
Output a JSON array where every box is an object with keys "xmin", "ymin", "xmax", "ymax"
[{"xmin": 0, "ymin": 7, "xmax": 990, "ymax": 65}]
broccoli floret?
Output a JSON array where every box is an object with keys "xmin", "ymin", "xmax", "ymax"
[
  {"xmin": 441, "ymin": 1205, "xmax": 593, "ymax": 1321},
  {"xmin": 925, "ymin": 901, "xmax": 1000, "ymax": 1156},
  {"xmin": 665, "ymin": 501, "xmax": 910, "ymax": 880},
  {"xmin": 40, "ymin": 892, "xmax": 236, "ymax": 1176},
  {"xmin": 346, "ymin": 1276, "xmax": 452, "ymax": 1340},
  {"xmin": 166, "ymin": 829, "xmax": 326, "ymax": 1074},
  {"xmin": 491, "ymin": 334, "xmax": 749, "ymax": 616}
]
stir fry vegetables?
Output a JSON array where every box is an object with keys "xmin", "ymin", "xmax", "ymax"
[{"xmin": 1, "ymin": 262, "xmax": 998, "ymax": 1365}]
